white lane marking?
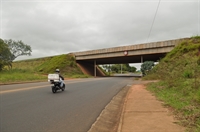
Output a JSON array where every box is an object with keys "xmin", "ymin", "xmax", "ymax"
[
  {"xmin": 0, "ymin": 85, "xmax": 51, "ymax": 94},
  {"xmin": 65, "ymin": 78, "xmax": 109, "ymax": 83},
  {"xmin": 0, "ymin": 78, "xmax": 112, "ymax": 94}
]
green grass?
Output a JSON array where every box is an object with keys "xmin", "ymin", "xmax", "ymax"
[
  {"xmin": 0, "ymin": 54, "xmax": 87, "ymax": 83},
  {"xmin": 12, "ymin": 54, "xmax": 83, "ymax": 75},
  {"xmin": 12, "ymin": 57, "xmax": 51, "ymax": 71},
  {"xmin": 71, "ymin": 74, "xmax": 91, "ymax": 78},
  {"xmin": 0, "ymin": 69, "xmax": 46, "ymax": 83},
  {"xmin": 147, "ymin": 81, "xmax": 200, "ymax": 132},
  {"xmin": 144, "ymin": 36, "xmax": 200, "ymax": 132}
]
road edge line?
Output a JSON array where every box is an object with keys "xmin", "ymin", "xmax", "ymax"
[
  {"xmin": 87, "ymin": 84, "xmax": 131, "ymax": 132},
  {"xmin": 117, "ymin": 85, "xmax": 131, "ymax": 132}
]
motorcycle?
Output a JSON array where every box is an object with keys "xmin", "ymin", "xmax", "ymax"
[{"xmin": 48, "ymin": 74, "xmax": 65, "ymax": 93}]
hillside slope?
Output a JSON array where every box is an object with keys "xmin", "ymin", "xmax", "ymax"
[
  {"xmin": 13, "ymin": 54, "xmax": 86, "ymax": 77},
  {"xmin": 146, "ymin": 36, "xmax": 200, "ymax": 131}
]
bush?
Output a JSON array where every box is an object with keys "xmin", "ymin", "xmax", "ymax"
[{"xmin": 141, "ymin": 61, "xmax": 154, "ymax": 76}]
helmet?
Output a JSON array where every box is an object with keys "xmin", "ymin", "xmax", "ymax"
[{"xmin": 55, "ymin": 69, "xmax": 60, "ymax": 72}]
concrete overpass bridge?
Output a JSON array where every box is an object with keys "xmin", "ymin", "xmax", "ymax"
[{"xmin": 73, "ymin": 38, "xmax": 188, "ymax": 76}]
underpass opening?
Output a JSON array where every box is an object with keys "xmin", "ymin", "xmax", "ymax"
[
  {"xmin": 76, "ymin": 53, "xmax": 166, "ymax": 77},
  {"xmin": 74, "ymin": 38, "xmax": 189, "ymax": 77}
]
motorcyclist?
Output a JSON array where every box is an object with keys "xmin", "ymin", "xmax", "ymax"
[{"xmin": 55, "ymin": 69, "xmax": 64, "ymax": 88}]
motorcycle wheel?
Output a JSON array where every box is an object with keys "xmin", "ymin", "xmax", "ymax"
[
  {"xmin": 52, "ymin": 86, "xmax": 57, "ymax": 93},
  {"xmin": 62, "ymin": 84, "xmax": 65, "ymax": 91}
]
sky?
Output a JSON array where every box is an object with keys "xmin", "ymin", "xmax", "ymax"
[{"xmin": 0, "ymin": 0, "xmax": 200, "ymax": 69}]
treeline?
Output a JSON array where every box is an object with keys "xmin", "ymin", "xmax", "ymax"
[
  {"xmin": 0, "ymin": 38, "xmax": 32, "ymax": 71},
  {"xmin": 102, "ymin": 64, "xmax": 137, "ymax": 73},
  {"xmin": 102, "ymin": 61, "xmax": 156, "ymax": 75}
]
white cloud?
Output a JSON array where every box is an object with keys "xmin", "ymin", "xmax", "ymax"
[{"xmin": 1, "ymin": 0, "xmax": 199, "ymax": 61}]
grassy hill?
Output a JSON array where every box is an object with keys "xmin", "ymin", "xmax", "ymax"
[
  {"xmin": 145, "ymin": 36, "xmax": 200, "ymax": 131},
  {"xmin": 0, "ymin": 54, "xmax": 88, "ymax": 83}
]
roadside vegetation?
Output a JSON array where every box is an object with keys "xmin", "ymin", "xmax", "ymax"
[
  {"xmin": 0, "ymin": 69, "xmax": 46, "ymax": 83},
  {"xmin": 144, "ymin": 36, "xmax": 200, "ymax": 132},
  {"xmin": 0, "ymin": 54, "xmax": 88, "ymax": 84},
  {"xmin": 0, "ymin": 38, "xmax": 32, "ymax": 70},
  {"xmin": 101, "ymin": 64, "xmax": 137, "ymax": 75},
  {"xmin": 141, "ymin": 61, "xmax": 155, "ymax": 76},
  {"xmin": 0, "ymin": 38, "xmax": 90, "ymax": 84},
  {"xmin": 0, "ymin": 54, "xmax": 89, "ymax": 83}
]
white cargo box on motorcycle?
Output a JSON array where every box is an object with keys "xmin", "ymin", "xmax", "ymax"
[{"xmin": 48, "ymin": 74, "xmax": 60, "ymax": 82}]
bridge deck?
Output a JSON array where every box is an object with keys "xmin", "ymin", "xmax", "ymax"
[{"xmin": 73, "ymin": 38, "xmax": 188, "ymax": 64}]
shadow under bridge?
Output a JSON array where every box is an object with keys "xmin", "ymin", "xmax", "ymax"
[{"xmin": 73, "ymin": 38, "xmax": 188, "ymax": 77}]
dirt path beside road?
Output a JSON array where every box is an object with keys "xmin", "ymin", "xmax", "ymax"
[{"xmin": 118, "ymin": 84, "xmax": 185, "ymax": 132}]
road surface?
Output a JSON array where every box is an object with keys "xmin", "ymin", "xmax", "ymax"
[{"xmin": 0, "ymin": 77, "xmax": 133, "ymax": 132}]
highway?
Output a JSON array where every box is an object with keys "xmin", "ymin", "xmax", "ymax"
[{"xmin": 0, "ymin": 77, "xmax": 133, "ymax": 132}]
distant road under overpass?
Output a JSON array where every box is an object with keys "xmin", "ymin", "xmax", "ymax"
[{"xmin": 73, "ymin": 38, "xmax": 188, "ymax": 76}]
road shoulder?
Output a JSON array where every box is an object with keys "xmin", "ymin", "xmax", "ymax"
[
  {"xmin": 118, "ymin": 84, "xmax": 185, "ymax": 132},
  {"xmin": 88, "ymin": 85, "xmax": 131, "ymax": 132}
]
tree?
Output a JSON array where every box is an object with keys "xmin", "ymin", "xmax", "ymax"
[
  {"xmin": 102, "ymin": 64, "xmax": 137, "ymax": 74},
  {"xmin": 111, "ymin": 64, "xmax": 120, "ymax": 73},
  {"xmin": 102, "ymin": 65, "xmax": 110, "ymax": 72},
  {"xmin": 0, "ymin": 38, "xmax": 12, "ymax": 70},
  {"xmin": 4, "ymin": 39, "xmax": 32, "ymax": 67},
  {"xmin": 141, "ymin": 61, "xmax": 155, "ymax": 76},
  {"xmin": 129, "ymin": 66, "xmax": 137, "ymax": 72}
]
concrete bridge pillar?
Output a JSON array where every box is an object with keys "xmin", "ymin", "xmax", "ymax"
[
  {"xmin": 141, "ymin": 56, "xmax": 143, "ymax": 63},
  {"xmin": 94, "ymin": 60, "xmax": 96, "ymax": 77},
  {"xmin": 76, "ymin": 61, "xmax": 105, "ymax": 77}
]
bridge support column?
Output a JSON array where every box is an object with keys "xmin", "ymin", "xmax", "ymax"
[
  {"xmin": 141, "ymin": 56, "xmax": 143, "ymax": 63},
  {"xmin": 109, "ymin": 64, "xmax": 110, "ymax": 76},
  {"xmin": 94, "ymin": 60, "xmax": 96, "ymax": 77}
]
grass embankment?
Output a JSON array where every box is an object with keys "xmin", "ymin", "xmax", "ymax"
[
  {"xmin": 0, "ymin": 54, "xmax": 88, "ymax": 84},
  {"xmin": 145, "ymin": 36, "xmax": 200, "ymax": 132},
  {"xmin": 0, "ymin": 69, "xmax": 46, "ymax": 84}
]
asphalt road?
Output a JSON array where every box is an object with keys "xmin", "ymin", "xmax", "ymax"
[{"xmin": 0, "ymin": 77, "xmax": 134, "ymax": 132}]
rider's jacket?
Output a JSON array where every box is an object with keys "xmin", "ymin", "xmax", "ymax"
[
  {"xmin": 55, "ymin": 72, "xmax": 64, "ymax": 80},
  {"xmin": 59, "ymin": 74, "xmax": 64, "ymax": 80}
]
